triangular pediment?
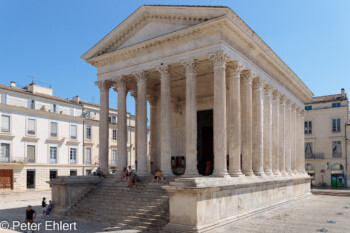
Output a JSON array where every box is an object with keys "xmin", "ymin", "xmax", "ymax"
[{"xmin": 82, "ymin": 5, "xmax": 229, "ymax": 60}]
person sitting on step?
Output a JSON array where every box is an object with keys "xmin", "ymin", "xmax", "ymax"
[
  {"xmin": 95, "ymin": 167, "xmax": 106, "ymax": 178},
  {"xmin": 121, "ymin": 167, "xmax": 128, "ymax": 182},
  {"xmin": 128, "ymin": 171, "xmax": 140, "ymax": 187},
  {"xmin": 153, "ymin": 170, "xmax": 163, "ymax": 183}
]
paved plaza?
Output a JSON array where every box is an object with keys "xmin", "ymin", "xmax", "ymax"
[{"xmin": 0, "ymin": 190, "xmax": 350, "ymax": 232}]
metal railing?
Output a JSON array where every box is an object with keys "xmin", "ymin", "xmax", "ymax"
[{"xmin": 305, "ymin": 153, "xmax": 324, "ymax": 159}]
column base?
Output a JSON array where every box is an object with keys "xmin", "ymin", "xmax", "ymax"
[
  {"xmin": 254, "ymin": 170, "xmax": 266, "ymax": 176},
  {"xmin": 183, "ymin": 170, "xmax": 200, "ymax": 177},
  {"xmin": 229, "ymin": 170, "xmax": 245, "ymax": 177},
  {"xmin": 273, "ymin": 171, "xmax": 282, "ymax": 176},
  {"xmin": 264, "ymin": 170, "xmax": 274, "ymax": 176},
  {"xmin": 242, "ymin": 170, "xmax": 255, "ymax": 176},
  {"xmin": 212, "ymin": 170, "xmax": 230, "ymax": 178}
]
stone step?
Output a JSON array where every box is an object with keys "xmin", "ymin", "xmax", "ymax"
[
  {"xmin": 69, "ymin": 205, "xmax": 169, "ymax": 217},
  {"xmin": 83, "ymin": 194, "xmax": 168, "ymax": 202},
  {"xmin": 73, "ymin": 200, "xmax": 168, "ymax": 211},
  {"xmin": 93, "ymin": 187, "xmax": 167, "ymax": 194}
]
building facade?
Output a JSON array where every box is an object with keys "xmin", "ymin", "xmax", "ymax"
[
  {"xmin": 80, "ymin": 5, "xmax": 313, "ymax": 231},
  {"xmin": 304, "ymin": 88, "xmax": 349, "ymax": 187},
  {"xmin": 0, "ymin": 82, "xmax": 136, "ymax": 190}
]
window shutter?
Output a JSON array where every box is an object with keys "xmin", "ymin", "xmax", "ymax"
[
  {"xmin": 1, "ymin": 94, "xmax": 7, "ymax": 104},
  {"xmin": 28, "ymin": 119, "xmax": 35, "ymax": 131},
  {"xmin": 70, "ymin": 108, "xmax": 74, "ymax": 116},
  {"xmin": 27, "ymin": 145, "xmax": 35, "ymax": 162},
  {"xmin": 56, "ymin": 105, "xmax": 60, "ymax": 113},
  {"xmin": 1, "ymin": 115, "xmax": 10, "ymax": 132},
  {"xmin": 27, "ymin": 99, "xmax": 31, "ymax": 109},
  {"xmin": 71, "ymin": 125, "xmax": 77, "ymax": 138}
]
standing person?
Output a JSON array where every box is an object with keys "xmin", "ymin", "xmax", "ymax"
[
  {"xmin": 41, "ymin": 197, "xmax": 47, "ymax": 216},
  {"xmin": 25, "ymin": 205, "xmax": 37, "ymax": 233}
]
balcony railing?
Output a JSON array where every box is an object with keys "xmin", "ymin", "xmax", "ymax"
[
  {"xmin": 305, "ymin": 153, "xmax": 324, "ymax": 159},
  {"xmin": 332, "ymin": 153, "xmax": 342, "ymax": 158}
]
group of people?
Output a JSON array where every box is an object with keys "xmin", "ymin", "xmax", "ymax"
[
  {"xmin": 121, "ymin": 166, "xmax": 141, "ymax": 187},
  {"xmin": 41, "ymin": 197, "xmax": 54, "ymax": 216}
]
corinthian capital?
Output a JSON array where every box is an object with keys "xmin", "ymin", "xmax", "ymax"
[
  {"xmin": 272, "ymin": 89, "xmax": 280, "ymax": 100},
  {"xmin": 209, "ymin": 51, "xmax": 229, "ymax": 67},
  {"xmin": 134, "ymin": 71, "xmax": 147, "ymax": 84},
  {"xmin": 112, "ymin": 75, "xmax": 127, "ymax": 89},
  {"xmin": 156, "ymin": 64, "xmax": 170, "ymax": 78},
  {"xmin": 181, "ymin": 58, "xmax": 197, "ymax": 74},
  {"xmin": 240, "ymin": 70, "xmax": 253, "ymax": 84},
  {"xmin": 226, "ymin": 60, "xmax": 245, "ymax": 77},
  {"xmin": 252, "ymin": 75, "xmax": 262, "ymax": 89},
  {"xmin": 263, "ymin": 83, "xmax": 273, "ymax": 95},
  {"xmin": 95, "ymin": 80, "xmax": 112, "ymax": 92},
  {"xmin": 147, "ymin": 96, "xmax": 158, "ymax": 106}
]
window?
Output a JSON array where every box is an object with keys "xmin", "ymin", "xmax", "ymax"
[
  {"xmin": 332, "ymin": 141, "xmax": 342, "ymax": 158},
  {"xmin": 85, "ymin": 111, "xmax": 91, "ymax": 119},
  {"xmin": 1, "ymin": 94, "xmax": 7, "ymax": 104},
  {"xmin": 332, "ymin": 119, "xmax": 341, "ymax": 132},
  {"xmin": 305, "ymin": 106, "xmax": 312, "ymax": 111},
  {"xmin": 1, "ymin": 115, "xmax": 10, "ymax": 132},
  {"xmin": 27, "ymin": 145, "xmax": 35, "ymax": 163},
  {"xmin": 112, "ymin": 149, "xmax": 117, "ymax": 165},
  {"xmin": 50, "ymin": 146, "xmax": 57, "ymax": 163},
  {"xmin": 304, "ymin": 121, "xmax": 312, "ymax": 134},
  {"xmin": 112, "ymin": 129, "xmax": 117, "ymax": 140},
  {"xmin": 28, "ymin": 99, "xmax": 35, "ymax": 109},
  {"xmin": 50, "ymin": 122, "xmax": 57, "ymax": 137},
  {"xmin": 86, "ymin": 169, "xmax": 92, "ymax": 175},
  {"xmin": 70, "ymin": 148, "xmax": 77, "ymax": 164},
  {"xmin": 49, "ymin": 170, "xmax": 57, "ymax": 181},
  {"xmin": 70, "ymin": 125, "xmax": 77, "ymax": 139},
  {"xmin": 305, "ymin": 142, "xmax": 313, "ymax": 156},
  {"xmin": 51, "ymin": 104, "xmax": 59, "ymax": 113},
  {"xmin": 70, "ymin": 170, "xmax": 77, "ymax": 176},
  {"xmin": 0, "ymin": 143, "xmax": 10, "ymax": 163},
  {"xmin": 86, "ymin": 126, "xmax": 91, "ymax": 140},
  {"xmin": 110, "ymin": 115, "xmax": 116, "ymax": 124},
  {"xmin": 70, "ymin": 108, "xmax": 75, "ymax": 116},
  {"xmin": 332, "ymin": 102, "xmax": 341, "ymax": 108},
  {"xmin": 86, "ymin": 148, "xmax": 91, "ymax": 164},
  {"xmin": 27, "ymin": 118, "xmax": 35, "ymax": 135}
]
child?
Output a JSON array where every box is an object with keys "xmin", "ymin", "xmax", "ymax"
[
  {"xmin": 46, "ymin": 200, "xmax": 54, "ymax": 216},
  {"xmin": 153, "ymin": 170, "xmax": 163, "ymax": 183}
]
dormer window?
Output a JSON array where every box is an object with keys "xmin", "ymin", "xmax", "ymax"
[{"xmin": 332, "ymin": 102, "xmax": 341, "ymax": 108}]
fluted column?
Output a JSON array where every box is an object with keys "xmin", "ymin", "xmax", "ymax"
[
  {"xmin": 291, "ymin": 104, "xmax": 297, "ymax": 174},
  {"xmin": 209, "ymin": 51, "xmax": 229, "ymax": 177},
  {"xmin": 300, "ymin": 110, "xmax": 306, "ymax": 174},
  {"xmin": 156, "ymin": 64, "xmax": 173, "ymax": 176},
  {"xmin": 263, "ymin": 84, "xmax": 273, "ymax": 176},
  {"xmin": 285, "ymin": 100, "xmax": 292, "ymax": 174},
  {"xmin": 131, "ymin": 92, "xmax": 137, "ymax": 167},
  {"xmin": 252, "ymin": 76, "xmax": 264, "ymax": 176},
  {"xmin": 182, "ymin": 58, "xmax": 199, "ymax": 177},
  {"xmin": 95, "ymin": 80, "xmax": 112, "ymax": 174},
  {"xmin": 295, "ymin": 108, "xmax": 301, "ymax": 174},
  {"xmin": 227, "ymin": 61, "xmax": 245, "ymax": 177},
  {"xmin": 134, "ymin": 72, "xmax": 148, "ymax": 176},
  {"xmin": 272, "ymin": 90, "xmax": 281, "ymax": 176},
  {"xmin": 113, "ymin": 76, "xmax": 128, "ymax": 173},
  {"xmin": 279, "ymin": 96, "xmax": 286, "ymax": 175},
  {"xmin": 148, "ymin": 96, "xmax": 158, "ymax": 173},
  {"xmin": 240, "ymin": 70, "xmax": 254, "ymax": 176}
]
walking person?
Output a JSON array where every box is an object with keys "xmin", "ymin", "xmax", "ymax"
[
  {"xmin": 41, "ymin": 197, "xmax": 47, "ymax": 216},
  {"xmin": 25, "ymin": 205, "xmax": 37, "ymax": 233}
]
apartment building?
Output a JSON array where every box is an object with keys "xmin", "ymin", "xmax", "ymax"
[
  {"xmin": 304, "ymin": 88, "xmax": 349, "ymax": 187},
  {"xmin": 0, "ymin": 82, "xmax": 136, "ymax": 190}
]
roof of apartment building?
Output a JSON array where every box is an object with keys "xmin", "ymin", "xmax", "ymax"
[
  {"xmin": 79, "ymin": 100, "xmax": 118, "ymax": 112},
  {"xmin": 305, "ymin": 89, "xmax": 347, "ymax": 105},
  {"xmin": 0, "ymin": 83, "xmax": 81, "ymax": 106}
]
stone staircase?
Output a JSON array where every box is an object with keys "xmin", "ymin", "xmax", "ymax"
[{"xmin": 67, "ymin": 177, "xmax": 170, "ymax": 232}]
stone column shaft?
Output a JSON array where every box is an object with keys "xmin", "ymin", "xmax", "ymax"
[
  {"xmin": 263, "ymin": 84, "xmax": 273, "ymax": 176},
  {"xmin": 114, "ymin": 77, "xmax": 127, "ymax": 173},
  {"xmin": 95, "ymin": 80, "xmax": 111, "ymax": 174},
  {"xmin": 182, "ymin": 59, "xmax": 199, "ymax": 177},
  {"xmin": 241, "ymin": 70, "xmax": 254, "ymax": 176},
  {"xmin": 135, "ymin": 72, "xmax": 148, "ymax": 176},
  {"xmin": 291, "ymin": 105, "xmax": 296, "ymax": 173},
  {"xmin": 252, "ymin": 77, "xmax": 264, "ymax": 176},
  {"xmin": 210, "ymin": 51, "xmax": 229, "ymax": 177},
  {"xmin": 227, "ymin": 61, "xmax": 244, "ymax": 177},
  {"xmin": 285, "ymin": 102, "xmax": 292, "ymax": 174},
  {"xmin": 301, "ymin": 111, "xmax": 306, "ymax": 174},
  {"xmin": 149, "ymin": 97, "xmax": 158, "ymax": 173},
  {"xmin": 279, "ymin": 97, "xmax": 286, "ymax": 175},
  {"xmin": 157, "ymin": 65, "xmax": 173, "ymax": 176},
  {"xmin": 131, "ymin": 92, "xmax": 138, "ymax": 168},
  {"xmin": 272, "ymin": 91, "xmax": 281, "ymax": 175}
]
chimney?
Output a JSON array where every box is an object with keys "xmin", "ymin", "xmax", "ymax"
[
  {"xmin": 10, "ymin": 81, "xmax": 16, "ymax": 87},
  {"xmin": 341, "ymin": 88, "xmax": 345, "ymax": 97},
  {"xmin": 72, "ymin": 96, "xmax": 80, "ymax": 103}
]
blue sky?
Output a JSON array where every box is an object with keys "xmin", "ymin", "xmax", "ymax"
[{"xmin": 1, "ymin": 0, "xmax": 349, "ymax": 115}]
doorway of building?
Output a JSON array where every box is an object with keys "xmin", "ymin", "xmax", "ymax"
[
  {"xmin": 197, "ymin": 110, "xmax": 214, "ymax": 175},
  {"xmin": 0, "ymin": 169, "xmax": 13, "ymax": 189},
  {"xmin": 50, "ymin": 170, "xmax": 57, "ymax": 181},
  {"xmin": 27, "ymin": 170, "xmax": 35, "ymax": 189}
]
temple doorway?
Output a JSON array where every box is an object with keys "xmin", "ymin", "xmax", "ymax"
[{"xmin": 197, "ymin": 110, "xmax": 214, "ymax": 175}]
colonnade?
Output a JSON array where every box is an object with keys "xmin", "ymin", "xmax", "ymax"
[{"xmin": 95, "ymin": 50, "xmax": 306, "ymax": 178}]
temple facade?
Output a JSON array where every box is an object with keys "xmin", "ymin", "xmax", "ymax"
[{"xmin": 82, "ymin": 5, "xmax": 313, "ymax": 232}]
